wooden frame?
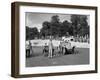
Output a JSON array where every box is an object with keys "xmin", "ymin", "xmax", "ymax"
[{"xmin": 11, "ymin": 2, "xmax": 98, "ymax": 78}]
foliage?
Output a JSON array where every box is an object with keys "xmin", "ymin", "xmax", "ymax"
[
  {"xmin": 26, "ymin": 14, "xmax": 89, "ymax": 40},
  {"xmin": 71, "ymin": 15, "xmax": 89, "ymax": 36},
  {"xmin": 26, "ymin": 26, "xmax": 39, "ymax": 40},
  {"xmin": 40, "ymin": 15, "xmax": 73, "ymax": 37}
]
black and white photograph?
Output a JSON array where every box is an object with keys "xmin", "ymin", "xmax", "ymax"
[
  {"xmin": 11, "ymin": 2, "xmax": 97, "ymax": 77},
  {"xmin": 25, "ymin": 13, "xmax": 90, "ymax": 67}
]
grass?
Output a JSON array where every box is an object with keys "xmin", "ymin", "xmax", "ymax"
[{"xmin": 26, "ymin": 47, "xmax": 89, "ymax": 67}]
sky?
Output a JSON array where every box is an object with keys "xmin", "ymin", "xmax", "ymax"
[{"xmin": 25, "ymin": 12, "xmax": 89, "ymax": 32}]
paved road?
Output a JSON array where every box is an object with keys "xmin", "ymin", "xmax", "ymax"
[{"xmin": 26, "ymin": 48, "xmax": 89, "ymax": 67}]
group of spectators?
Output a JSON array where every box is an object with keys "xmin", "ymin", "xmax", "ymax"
[{"xmin": 74, "ymin": 35, "xmax": 90, "ymax": 43}]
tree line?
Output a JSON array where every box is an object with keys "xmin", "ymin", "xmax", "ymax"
[{"xmin": 26, "ymin": 15, "xmax": 89, "ymax": 40}]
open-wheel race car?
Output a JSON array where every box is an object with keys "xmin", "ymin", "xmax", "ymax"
[{"xmin": 60, "ymin": 40, "xmax": 76, "ymax": 55}]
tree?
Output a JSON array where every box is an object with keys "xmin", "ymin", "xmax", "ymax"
[
  {"xmin": 26, "ymin": 26, "xmax": 39, "ymax": 40},
  {"xmin": 26, "ymin": 26, "xmax": 30, "ymax": 40},
  {"xmin": 50, "ymin": 15, "xmax": 61, "ymax": 37},
  {"xmin": 71, "ymin": 15, "xmax": 89, "ymax": 36},
  {"xmin": 51, "ymin": 15, "xmax": 60, "ymax": 23},
  {"xmin": 40, "ymin": 15, "xmax": 73, "ymax": 38},
  {"xmin": 40, "ymin": 21, "xmax": 51, "ymax": 38},
  {"xmin": 40, "ymin": 15, "xmax": 61, "ymax": 38},
  {"xmin": 71, "ymin": 15, "xmax": 80, "ymax": 36},
  {"xmin": 62, "ymin": 20, "xmax": 72, "ymax": 36},
  {"xmin": 32, "ymin": 27, "xmax": 39, "ymax": 37}
]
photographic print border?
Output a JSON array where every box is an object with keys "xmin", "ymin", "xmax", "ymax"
[{"xmin": 11, "ymin": 2, "xmax": 98, "ymax": 78}]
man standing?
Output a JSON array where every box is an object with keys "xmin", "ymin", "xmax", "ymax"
[
  {"xmin": 48, "ymin": 39, "xmax": 53, "ymax": 58},
  {"xmin": 29, "ymin": 40, "xmax": 33, "ymax": 56}
]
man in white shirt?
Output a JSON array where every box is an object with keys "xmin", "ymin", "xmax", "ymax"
[{"xmin": 48, "ymin": 39, "xmax": 53, "ymax": 58}]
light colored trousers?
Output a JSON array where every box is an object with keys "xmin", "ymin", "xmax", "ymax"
[{"xmin": 48, "ymin": 47, "xmax": 53, "ymax": 57}]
